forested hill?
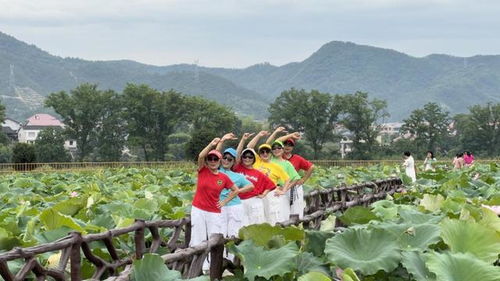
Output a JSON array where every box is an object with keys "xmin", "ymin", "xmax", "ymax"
[
  {"xmin": 1, "ymin": 31, "xmax": 500, "ymax": 121},
  {"xmin": 0, "ymin": 32, "xmax": 270, "ymax": 120},
  {"xmin": 160, "ymin": 41, "xmax": 500, "ymax": 121}
]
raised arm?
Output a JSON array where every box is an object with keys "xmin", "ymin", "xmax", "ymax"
[
  {"xmin": 198, "ymin": 137, "xmax": 220, "ymax": 170},
  {"xmin": 247, "ymin": 130, "xmax": 269, "ymax": 149},
  {"xmin": 216, "ymin": 132, "xmax": 237, "ymax": 152},
  {"xmin": 276, "ymin": 132, "xmax": 301, "ymax": 143},
  {"xmin": 265, "ymin": 126, "xmax": 287, "ymax": 144},
  {"xmin": 236, "ymin": 133, "xmax": 254, "ymax": 165}
]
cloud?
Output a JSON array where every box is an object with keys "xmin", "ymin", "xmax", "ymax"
[{"xmin": 1, "ymin": 0, "xmax": 499, "ymax": 67}]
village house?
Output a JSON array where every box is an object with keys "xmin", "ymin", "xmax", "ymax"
[
  {"xmin": 1, "ymin": 118, "xmax": 22, "ymax": 141},
  {"xmin": 17, "ymin": 113, "xmax": 77, "ymax": 151}
]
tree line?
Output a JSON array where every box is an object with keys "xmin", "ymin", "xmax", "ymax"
[
  {"xmin": 0, "ymin": 84, "xmax": 498, "ymax": 163},
  {"xmin": 269, "ymin": 89, "xmax": 499, "ymax": 159}
]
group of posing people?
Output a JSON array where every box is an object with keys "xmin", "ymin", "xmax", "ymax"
[
  {"xmin": 402, "ymin": 150, "xmax": 475, "ymax": 183},
  {"xmin": 189, "ymin": 127, "xmax": 315, "ymax": 251}
]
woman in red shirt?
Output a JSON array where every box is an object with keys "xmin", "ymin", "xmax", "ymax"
[
  {"xmin": 234, "ymin": 133, "xmax": 276, "ymax": 226},
  {"xmin": 190, "ymin": 138, "xmax": 240, "ymax": 250}
]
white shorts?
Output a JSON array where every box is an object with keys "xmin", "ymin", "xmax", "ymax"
[
  {"xmin": 289, "ymin": 185, "xmax": 305, "ymax": 219},
  {"xmin": 241, "ymin": 197, "xmax": 266, "ymax": 226},
  {"xmin": 221, "ymin": 204, "xmax": 244, "ymax": 238},
  {"xmin": 263, "ymin": 189, "xmax": 290, "ymax": 225},
  {"xmin": 189, "ymin": 206, "xmax": 223, "ymax": 247}
]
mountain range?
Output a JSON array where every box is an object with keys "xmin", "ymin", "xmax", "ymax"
[{"xmin": 1, "ymin": 31, "xmax": 499, "ymax": 122}]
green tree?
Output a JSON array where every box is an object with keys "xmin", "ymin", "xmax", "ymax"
[
  {"xmin": 0, "ymin": 145, "xmax": 12, "ymax": 163},
  {"xmin": 12, "ymin": 143, "xmax": 36, "ymax": 170},
  {"xmin": 400, "ymin": 102, "xmax": 451, "ymax": 154},
  {"xmin": 45, "ymin": 83, "xmax": 113, "ymax": 160},
  {"xmin": 0, "ymin": 99, "xmax": 8, "ymax": 145},
  {"xmin": 268, "ymin": 88, "xmax": 340, "ymax": 159},
  {"xmin": 454, "ymin": 102, "xmax": 500, "ymax": 156},
  {"xmin": 34, "ymin": 128, "xmax": 71, "ymax": 162},
  {"xmin": 184, "ymin": 96, "xmax": 240, "ymax": 160},
  {"xmin": 95, "ymin": 91, "xmax": 126, "ymax": 161},
  {"xmin": 123, "ymin": 84, "xmax": 190, "ymax": 161},
  {"xmin": 337, "ymin": 92, "xmax": 389, "ymax": 159}
]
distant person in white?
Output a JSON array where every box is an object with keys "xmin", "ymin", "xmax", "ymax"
[{"xmin": 402, "ymin": 151, "xmax": 416, "ymax": 182}]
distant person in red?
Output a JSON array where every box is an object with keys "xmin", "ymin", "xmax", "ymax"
[
  {"xmin": 270, "ymin": 130, "xmax": 315, "ymax": 219},
  {"xmin": 463, "ymin": 151, "xmax": 475, "ymax": 166},
  {"xmin": 190, "ymin": 138, "xmax": 240, "ymax": 252}
]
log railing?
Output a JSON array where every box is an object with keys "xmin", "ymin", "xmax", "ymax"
[{"xmin": 0, "ymin": 178, "xmax": 403, "ymax": 281}]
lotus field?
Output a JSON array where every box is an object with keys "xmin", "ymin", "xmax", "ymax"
[{"xmin": 0, "ymin": 163, "xmax": 499, "ymax": 280}]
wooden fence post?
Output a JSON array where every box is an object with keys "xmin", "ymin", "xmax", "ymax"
[
  {"xmin": 134, "ymin": 219, "xmax": 146, "ymax": 259},
  {"xmin": 70, "ymin": 231, "xmax": 82, "ymax": 281},
  {"xmin": 209, "ymin": 234, "xmax": 224, "ymax": 281}
]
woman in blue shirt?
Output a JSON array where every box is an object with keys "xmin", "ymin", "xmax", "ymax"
[{"xmin": 216, "ymin": 133, "xmax": 254, "ymax": 237}]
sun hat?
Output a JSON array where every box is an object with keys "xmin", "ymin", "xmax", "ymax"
[
  {"xmin": 258, "ymin": 144, "xmax": 272, "ymax": 152},
  {"xmin": 223, "ymin": 148, "xmax": 237, "ymax": 158},
  {"xmin": 207, "ymin": 150, "xmax": 222, "ymax": 159},
  {"xmin": 272, "ymin": 140, "xmax": 284, "ymax": 148}
]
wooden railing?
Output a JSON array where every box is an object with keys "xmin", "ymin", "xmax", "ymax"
[{"xmin": 0, "ymin": 178, "xmax": 403, "ymax": 281}]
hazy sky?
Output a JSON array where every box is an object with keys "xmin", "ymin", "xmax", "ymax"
[{"xmin": 1, "ymin": 0, "xmax": 499, "ymax": 68}]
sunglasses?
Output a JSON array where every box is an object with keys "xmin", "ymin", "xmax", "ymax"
[
  {"xmin": 272, "ymin": 146, "xmax": 283, "ymax": 150},
  {"xmin": 222, "ymin": 156, "xmax": 234, "ymax": 162},
  {"xmin": 242, "ymin": 155, "xmax": 255, "ymax": 159},
  {"xmin": 259, "ymin": 149, "xmax": 271, "ymax": 154},
  {"xmin": 207, "ymin": 156, "xmax": 220, "ymax": 162}
]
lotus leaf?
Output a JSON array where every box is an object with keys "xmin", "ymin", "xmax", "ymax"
[
  {"xmin": 324, "ymin": 228, "xmax": 400, "ymax": 275},
  {"xmin": 230, "ymin": 240, "xmax": 299, "ymax": 281},
  {"xmin": 339, "ymin": 206, "xmax": 379, "ymax": 225},
  {"xmin": 401, "ymin": 251, "xmax": 436, "ymax": 281},
  {"xmin": 419, "ymin": 194, "xmax": 444, "ymax": 212},
  {"xmin": 295, "ymin": 252, "xmax": 329, "ymax": 276},
  {"xmin": 238, "ymin": 223, "xmax": 304, "ymax": 248},
  {"xmin": 298, "ymin": 271, "xmax": 331, "ymax": 281},
  {"xmin": 426, "ymin": 252, "xmax": 500, "ymax": 281},
  {"xmin": 440, "ymin": 218, "xmax": 500, "ymax": 263},
  {"xmin": 305, "ymin": 230, "xmax": 334, "ymax": 257}
]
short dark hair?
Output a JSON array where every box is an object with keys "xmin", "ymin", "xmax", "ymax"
[{"xmin": 403, "ymin": 151, "xmax": 411, "ymax": 157}]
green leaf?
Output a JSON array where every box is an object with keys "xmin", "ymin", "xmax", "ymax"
[
  {"xmin": 238, "ymin": 223, "xmax": 304, "ymax": 248},
  {"xmin": 298, "ymin": 272, "xmax": 331, "ymax": 281},
  {"xmin": 52, "ymin": 197, "xmax": 86, "ymax": 216},
  {"xmin": 131, "ymin": 253, "xmax": 180, "ymax": 281},
  {"xmin": 230, "ymin": 240, "xmax": 299, "ymax": 281},
  {"xmin": 398, "ymin": 209, "xmax": 442, "ymax": 225},
  {"xmin": 305, "ymin": 230, "xmax": 334, "ymax": 257},
  {"xmin": 426, "ymin": 252, "xmax": 500, "ymax": 281},
  {"xmin": 401, "ymin": 251, "xmax": 436, "ymax": 281},
  {"xmin": 440, "ymin": 218, "xmax": 500, "ymax": 263},
  {"xmin": 296, "ymin": 252, "xmax": 329, "ymax": 276},
  {"xmin": 39, "ymin": 208, "xmax": 85, "ymax": 233},
  {"xmin": 371, "ymin": 200, "xmax": 398, "ymax": 220},
  {"xmin": 339, "ymin": 206, "xmax": 379, "ymax": 225},
  {"xmin": 320, "ymin": 214, "xmax": 336, "ymax": 231},
  {"xmin": 324, "ymin": 228, "xmax": 400, "ymax": 275},
  {"xmin": 480, "ymin": 206, "xmax": 500, "ymax": 232},
  {"xmin": 419, "ymin": 194, "xmax": 444, "ymax": 212},
  {"xmin": 341, "ymin": 268, "xmax": 361, "ymax": 281},
  {"xmin": 372, "ymin": 222, "xmax": 441, "ymax": 251}
]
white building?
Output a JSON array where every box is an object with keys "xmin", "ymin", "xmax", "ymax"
[
  {"xmin": 1, "ymin": 118, "xmax": 21, "ymax": 141},
  {"xmin": 18, "ymin": 114, "xmax": 77, "ymax": 150}
]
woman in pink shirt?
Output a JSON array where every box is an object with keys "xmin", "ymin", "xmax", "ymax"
[{"xmin": 463, "ymin": 151, "xmax": 474, "ymax": 166}]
